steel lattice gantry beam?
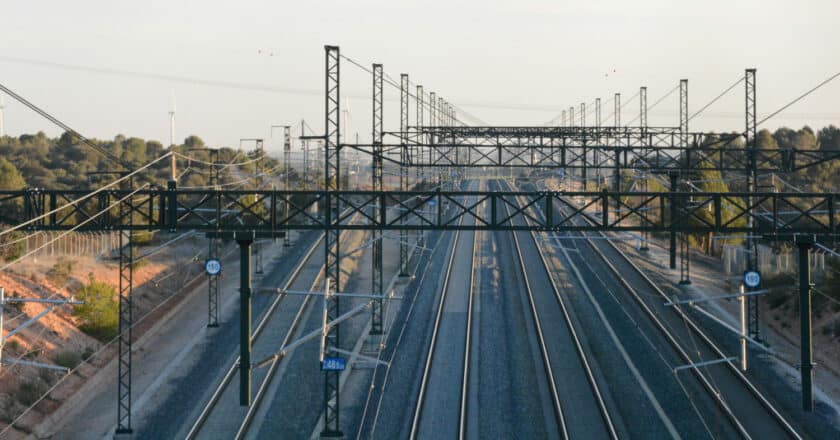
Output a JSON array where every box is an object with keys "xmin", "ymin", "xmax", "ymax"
[
  {"xmin": 5, "ymin": 189, "xmax": 840, "ymax": 236},
  {"xmin": 370, "ymin": 128, "xmax": 840, "ymax": 173}
]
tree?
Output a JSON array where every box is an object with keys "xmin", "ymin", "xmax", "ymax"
[
  {"xmin": 756, "ymin": 129, "xmax": 778, "ymax": 149},
  {"xmin": 184, "ymin": 135, "xmax": 205, "ymax": 150},
  {"xmin": 0, "ymin": 157, "xmax": 25, "ymax": 190},
  {"xmin": 818, "ymin": 125, "xmax": 840, "ymax": 151},
  {"xmin": 72, "ymin": 276, "xmax": 118, "ymax": 341}
]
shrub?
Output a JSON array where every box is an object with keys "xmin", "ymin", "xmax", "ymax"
[
  {"xmin": 46, "ymin": 258, "xmax": 75, "ymax": 286},
  {"xmin": 17, "ymin": 379, "xmax": 47, "ymax": 406},
  {"xmin": 0, "ymin": 229, "xmax": 25, "ymax": 262},
  {"xmin": 72, "ymin": 277, "xmax": 118, "ymax": 341},
  {"xmin": 54, "ymin": 350, "xmax": 82, "ymax": 369},
  {"xmin": 81, "ymin": 346, "xmax": 95, "ymax": 361},
  {"xmin": 5, "ymin": 339, "xmax": 21, "ymax": 352},
  {"xmin": 766, "ymin": 289, "xmax": 789, "ymax": 310},
  {"xmin": 131, "ymin": 230, "xmax": 155, "ymax": 246}
]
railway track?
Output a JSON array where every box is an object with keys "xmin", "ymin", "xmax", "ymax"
[
  {"xmin": 527, "ymin": 181, "xmax": 800, "ymax": 439},
  {"xmin": 409, "ymin": 181, "xmax": 480, "ymax": 439},
  {"xmin": 185, "ymin": 211, "xmax": 365, "ymax": 439},
  {"xmin": 500, "ymin": 179, "xmax": 618, "ymax": 439}
]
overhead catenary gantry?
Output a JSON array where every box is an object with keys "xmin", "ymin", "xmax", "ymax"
[{"xmin": 2, "ymin": 45, "xmax": 835, "ymax": 438}]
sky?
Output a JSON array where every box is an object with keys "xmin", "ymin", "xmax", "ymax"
[{"xmin": 1, "ymin": 0, "xmax": 839, "ymax": 155}]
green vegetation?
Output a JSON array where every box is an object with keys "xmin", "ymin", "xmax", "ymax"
[
  {"xmin": 0, "ymin": 132, "xmax": 280, "ymax": 191},
  {"xmin": 16, "ymin": 379, "xmax": 48, "ymax": 406},
  {"xmin": 54, "ymin": 349, "xmax": 83, "ymax": 370},
  {"xmin": 46, "ymin": 258, "xmax": 75, "ymax": 287},
  {"xmin": 5, "ymin": 339, "xmax": 21, "ymax": 353},
  {"xmin": 72, "ymin": 276, "xmax": 118, "ymax": 341}
]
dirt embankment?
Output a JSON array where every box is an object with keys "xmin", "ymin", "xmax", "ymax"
[{"xmin": 0, "ymin": 233, "xmax": 209, "ymax": 436}]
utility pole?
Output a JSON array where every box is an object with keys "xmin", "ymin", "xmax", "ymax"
[
  {"xmin": 301, "ymin": 119, "xmax": 310, "ymax": 190},
  {"xmin": 284, "ymin": 126, "xmax": 292, "ymax": 246},
  {"xmin": 399, "ymin": 73, "xmax": 410, "ymax": 276},
  {"xmin": 796, "ymin": 234, "xmax": 815, "ymax": 412},
  {"xmin": 745, "ymin": 68, "xmax": 761, "ymax": 340},
  {"xmin": 371, "ymin": 63, "xmax": 384, "ymax": 336},
  {"xmin": 169, "ymin": 98, "xmax": 177, "ymax": 183},
  {"xmin": 679, "ymin": 79, "xmax": 690, "ymax": 284},
  {"xmin": 639, "ymin": 87, "xmax": 649, "ymax": 252},
  {"xmin": 429, "ymin": 92, "xmax": 438, "ymax": 187},
  {"xmin": 581, "ymin": 102, "xmax": 587, "ymax": 189},
  {"xmin": 614, "ymin": 93, "xmax": 621, "ymax": 214},
  {"xmin": 416, "ymin": 85, "xmax": 425, "ymax": 247},
  {"xmin": 272, "ymin": 125, "xmax": 293, "ymax": 247},
  {"xmin": 595, "ymin": 98, "xmax": 601, "ymax": 189},
  {"xmin": 321, "ymin": 45, "xmax": 343, "ymax": 438},
  {"xmin": 188, "ymin": 147, "xmax": 221, "ymax": 327}
]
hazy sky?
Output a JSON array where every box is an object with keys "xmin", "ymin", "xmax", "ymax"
[{"xmin": 1, "ymin": 0, "xmax": 839, "ymax": 154}]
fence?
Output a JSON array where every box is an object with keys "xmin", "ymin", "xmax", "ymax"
[
  {"xmin": 22, "ymin": 232, "xmax": 120, "ymax": 259},
  {"xmin": 722, "ymin": 243, "xmax": 825, "ymax": 277}
]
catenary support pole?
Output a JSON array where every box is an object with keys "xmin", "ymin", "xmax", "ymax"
[
  {"xmin": 745, "ymin": 68, "xmax": 761, "ymax": 340},
  {"xmin": 322, "ymin": 44, "xmax": 343, "ymax": 438},
  {"xmin": 797, "ymin": 234, "xmax": 815, "ymax": 411},
  {"xmin": 116, "ymin": 176, "xmax": 134, "ymax": 435},
  {"xmin": 399, "ymin": 73, "xmax": 410, "ymax": 276},
  {"xmin": 669, "ymin": 171, "xmax": 678, "ymax": 270},
  {"xmin": 416, "ymin": 84, "xmax": 425, "ymax": 247},
  {"xmin": 595, "ymin": 97, "xmax": 602, "ymax": 188},
  {"xmin": 238, "ymin": 238, "xmax": 252, "ymax": 406},
  {"xmin": 370, "ymin": 63, "xmax": 384, "ymax": 335},
  {"xmin": 284, "ymin": 126, "xmax": 292, "ymax": 246},
  {"xmin": 639, "ymin": 87, "xmax": 649, "ymax": 251}
]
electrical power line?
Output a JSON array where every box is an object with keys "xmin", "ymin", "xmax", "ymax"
[
  {"xmin": 0, "ymin": 152, "xmax": 172, "ymax": 239},
  {"xmin": 758, "ymin": 70, "xmax": 840, "ymax": 127},
  {"xmin": 627, "ymin": 84, "xmax": 681, "ymax": 125},
  {"xmin": 688, "ymin": 76, "xmax": 745, "ymax": 122}
]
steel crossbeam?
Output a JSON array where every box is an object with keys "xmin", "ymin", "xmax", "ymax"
[{"xmin": 4, "ymin": 189, "xmax": 838, "ymax": 236}]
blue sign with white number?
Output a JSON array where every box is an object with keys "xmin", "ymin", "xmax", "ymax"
[
  {"xmin": 205, "ymin": 258, "xmax": 222, "ymax": 276},
  {"xmin": 744, "ymin": 271, "xmax": 761, "ymax": 288},
  {"xmin": 322, "ymin": 357, "xmax": 346, "ymax": 371}
]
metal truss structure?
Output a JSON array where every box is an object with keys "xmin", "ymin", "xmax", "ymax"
[
  {"xmin": 371, "ymin": 63, "xmax": 384, "ymax": 337},
  {"xmin": 4, "ymin": 188, "xmax": 840, "ymax": 236},
  {"xmin": 745, "ymin": 68, "xmax": 761, "ymax": 339},
  {"xmin": 321, "ymin": 45, "xmax": 342, "ymax": 438},
  {"xmin": 2, "ymin": 45, "xmax": 832, "ymax": 436},
  {"xmin": 399, "ymin": 73, "xmax": 410, "ymax": 276},
  {"xmin": 116, "ymin": 178, "xmax": 134, "ymax": 435}
]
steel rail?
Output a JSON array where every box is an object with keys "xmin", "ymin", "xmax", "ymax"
[
  {"xmin": 503, "ymin": 179, "xmax": 617, "ymax": 439},
  {"xmin": 499, "ymin": 182, "xmax": 568, "ymax": 438},
  {"xmin": 409, "ymin": 190, "xmax": 475, "ymax": 439},
  {"xmin": 589, "ymin": 223, "xmax": 801, "ymax": 439},
  {"xmin": 459, "ymin": 191, "xmax": 480, "ymax": 440},
  {"xmin": 185, "ymin": 210, "xmax": 361, "ymax": 439},
  {"xmin": 552, "ymin": 193, "xmax": 800, "ymax": 439}
]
